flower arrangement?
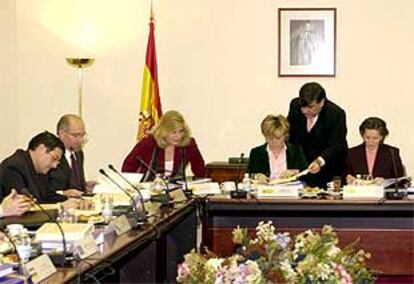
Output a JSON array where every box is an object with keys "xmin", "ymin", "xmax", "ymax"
[{"xmin": 177, "ymin": 221, "xmax": 375, "ymax": 284}]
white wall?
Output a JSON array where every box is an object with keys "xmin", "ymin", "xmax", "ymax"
[
  {"xmin": 1, "ymin": 0, "xmax": 413, "ymax": 180},
  {"xmin": 0, "ymin": 0, "xmax": 18, "ymax": 157}
]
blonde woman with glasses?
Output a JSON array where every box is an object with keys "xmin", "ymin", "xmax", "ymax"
[{"xmin": 122, "ymin": 110, "xmax": 205, "ymax": 181}]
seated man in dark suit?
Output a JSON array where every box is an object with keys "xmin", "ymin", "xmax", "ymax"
[
  {"xmin": 49, "ymin": 114, "xmax": 97, "ymax": 196},
  {"xmin": 288, "ymin": 82, "xmax": 348, "ymax": 188},
  {"xmin": 0, "ymin": 131, "xmax": 90, "ymax": 209}
]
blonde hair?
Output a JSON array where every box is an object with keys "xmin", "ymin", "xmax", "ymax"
[
  {"xmin": 150, "ymin": 110, "xmax": 191, "ymax": 148},
  {"xmin": 260, "ymin": 114, "xmax": 290, "ymax": 141}
]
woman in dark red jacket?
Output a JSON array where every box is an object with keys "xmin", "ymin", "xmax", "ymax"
[
  {"xmin": 122, "ymin": 110, "xmax": 205, "ymax": 181},
  {"xmin": 344, "ymin": 117, "xmax": 404, "ymax": 185}
]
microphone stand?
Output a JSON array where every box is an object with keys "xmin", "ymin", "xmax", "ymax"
[
  {"xmin": 386, "ymin": 148, "xmax": 405, "ymax": 200},
  {"xmin": 181, "ymin": 148, "xmax": 192, "ymax": 198},
  {"xmin": 136, "ymin": 158, "xmax": 173, "ymax": 207},
  {"xmin": 230, "ymin": 153, "xmax": 247, "ymax": 199},
  {"xmin": 99, "ymin": 169, "xmax": 140, "ymax": 228},
  {"xmin": 20, "ymin": 189, "xmax": 68, "ymax": 267},
  {"xmin": 0, "ymin": 228, "xmax": 24, "ymax": 275},
  {"xmin": 108, "ymin": 164, "xmax": 147, "ymax": 222}
]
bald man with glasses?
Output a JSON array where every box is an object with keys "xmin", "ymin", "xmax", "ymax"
[{"xmin": 49, "ymin": 114, "xmax": 97, "ymax": 196}]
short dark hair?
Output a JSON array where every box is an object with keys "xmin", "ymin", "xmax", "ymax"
[
  {"xmin": 28, "ymin": 131, "xmax": 65, "ymax": 152},
  {"xmin": 299, "ymin": 82, "xmax": 326, "ymax": 107},
  {"xmin": 359, "ymin": 117, "xmax": 389, "ymax": 138}
]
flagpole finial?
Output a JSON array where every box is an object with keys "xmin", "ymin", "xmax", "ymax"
[{"xmin": 150, "ymin": 1, "xmax": 155, "ymax": 22}]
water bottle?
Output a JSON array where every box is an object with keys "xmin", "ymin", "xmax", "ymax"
[
  {"xmin": 14, "ymin": 229, "xmax": 32, "ymax": 263},
  {"xmin": 242, "ymin": 173, "xmax": 251, "ymax": 192},
  {"xmin": 101, "ymin": 195, "xmax": 113, "ymax": 223},
  {"xmin": 152, "ymin": 174, "xmax": 165, "ymax": 193}
]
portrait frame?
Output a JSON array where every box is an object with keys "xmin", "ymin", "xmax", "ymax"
[{"xmin": 278, "ymin": 8, "xmax": 336, "ymax": 77}]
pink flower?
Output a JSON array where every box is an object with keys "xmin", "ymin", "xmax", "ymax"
[
  {"xmin": 177, "ymin": 263, "xmax": 190, "ymax": 279},
  {"xmin": 334, "ymin": 264, "xmax": 352, "ymax": 284}
]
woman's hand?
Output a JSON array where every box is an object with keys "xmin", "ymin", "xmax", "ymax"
[
  {"xmin": 254, "ymin": 173, "xmax": 269, "ymax": 184},
  {"xmin": 346, "ymin": 174, "xmax": 356, "ymax": 185},
  {"xmin": 279, "ymin": 169, "xmax": 299, "ymax": 179}
]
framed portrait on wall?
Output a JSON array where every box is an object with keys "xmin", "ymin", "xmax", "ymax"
[{"xmin": 278, "ymin": 8, "xmax": 336, "ymax": 77}]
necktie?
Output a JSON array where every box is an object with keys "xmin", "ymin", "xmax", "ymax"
[{"xmin": 70, "ymin": 152, "xmax": 83, "ymax": 190}]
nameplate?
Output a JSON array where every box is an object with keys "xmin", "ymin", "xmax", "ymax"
[
  {"xmin": 190, "ymin": 182, "xmax": 221, "ymax": 196},
  {"xmin": 257, "ymin": 183, "xmax": 302, "ymax": 198},
  {"xmin": 111, "ymin": 215, "xmax": 132, "ymax": 236},
  {"xmin": 343, "ymin": 185, "xmax": 384, "ymax": 200},
  {"xmin": 73, "ymin": 235, "xmax": 99, "ymax": 259},
  {"xmin": 170, "ymin": 189, "xmax": 187, "ymax": 202},
  {"xmin": 24, "ymin": 254, "xmax": 56, "ymax": 283}
]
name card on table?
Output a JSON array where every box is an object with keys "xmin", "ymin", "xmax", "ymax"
[
  {"xmin": 24, "ymin": 254, "xmax": 56, "ymax": 283},
  {"xmin": 189, "ymin": 182, "xmax": 221, "ymax": 196},
  {"xmin": 256, "ymin": 182, "xmax": 303, "ymax": 198},
  {"xmin": 73, "ymin": 235, "xmax": 99, "ymax": 259},
  {"xmin": 110, "ymin": 215, "xmax": 132, "ymax": 236},
  {"xmin": 170, "ymin": 189, "xmax": 187, "ymax": 202},
  {"xmin": 343, "ymin": 185, "xmax": 384, "ymax": 200}
]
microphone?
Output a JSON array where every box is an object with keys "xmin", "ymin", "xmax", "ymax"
[
  {"xmin": 180, "ymin": 148, "xmax": 192, "ymax": 197},
  {"xmin": 230, "ymin": 153, "xmax": 247, "ymax": 199},
  {"xmin": 20, "ymin": 188, "xmax": 67, "ymax": 267},
  {"xmin": 107, "ymin": 164, "xmax": 147, "ymax": 222},
  {"xmin": 386, "ymin": 148, "xmax": 405, "ymax": 200},
  {"xmin": 136, "ymin": 158, "xmax": 172, "ymax": 206},
  {"xmin": 0, "ymin": 228, "xmax": 24, "ymax": 274},
  {"xmin": 98, "ymin": 169, "xmax": 140, "ymax": 228}
]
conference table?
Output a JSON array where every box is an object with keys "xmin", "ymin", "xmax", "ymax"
[
  {"xmin": 16, "ymin": 200, "xmax": 197, "ymax": 283},
  {"xmin": 202, "ymin": 195, "xmax": 414, "ymax": 282}
]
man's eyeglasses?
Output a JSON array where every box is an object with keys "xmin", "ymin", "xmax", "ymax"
[{"xmin": 66, "ymin": 132, "xmax": 88, "ymax": 140}]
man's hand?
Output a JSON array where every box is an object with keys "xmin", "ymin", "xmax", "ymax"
[
  {"xmin": 62, "ymin": 198, "xmax": 94, "ymax": 210},
  {"xmin": 62, "ymin": 189, "xmax": 83, "ymax": 198},
  {"xmin": 85, "ymin": 180, "xmax": 98, "ymax": 193},
  {"xmin": 308, "ymin": 159, "xmax": 322, "ymax": 174},
  {"xmin": 1, "ymin": 189, "xmax": 31, "ymax": 217}
]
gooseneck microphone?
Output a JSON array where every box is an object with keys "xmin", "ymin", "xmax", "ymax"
[
  {"xmin": 180, "ymin": 148, "xmax": 192, "ymax": 197},
  {"xmin": 136, "ymin": 157, "xmax": 172, "ymax": 206},
  {"xmin": 230, "ymin": 153, "xmax": 247, "ymax": 199},
  {"xmin": 98, "ymin": 169, "xmax": 140, "ymax": 228},
  {"xmin": 108, "ymin": 164, "xmax": 147, "ymax": 221},
  {"xmin": 20, "ymin": 188, "xmax": 67, "ymax": 267},
  {"xmin": 386, "ymin": 148, "xmax": 404, "ymax": 200},
  {"xmin": 0, "ymin": 228, "xmax": 24, "ymax": 274}
]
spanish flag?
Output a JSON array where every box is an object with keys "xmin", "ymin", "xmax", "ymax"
[{"xmin": 137, "ymin": 11, "xmax": 162, "ymax": 140}]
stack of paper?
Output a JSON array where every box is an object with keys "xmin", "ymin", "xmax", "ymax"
[
  {"xmin": 35, "ymin": 223, "xmax": 93, "ymax": 253},
  {"xmin": 0, "ymin": 263, "xmax": 14, "ymax": 278}
]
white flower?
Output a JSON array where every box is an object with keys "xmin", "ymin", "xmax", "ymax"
[{"xmin": 327, "ymin": 245, "xmax": 341, "ymax": 257}]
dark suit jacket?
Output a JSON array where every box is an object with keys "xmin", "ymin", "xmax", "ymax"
[
  {"xmin": 344, "ymin": 143, "xmax": 404, "ymax": 179},
  {"xmin": 248, "ymin": 142, "xmax": 308, "ymax": 177},
  {"xmin": 0, "ymin": 150, "xmax": 67, "ymax": 203},
  {"xmin": 288, "ymin": 98, "xmax": 348, "ymax": 187},
  {"xmin": 49, "ymin": 150, "xmax": 86, "ymax": 192}
]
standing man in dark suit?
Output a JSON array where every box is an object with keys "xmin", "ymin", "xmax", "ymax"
[
  {"xmin": 49, "ymin": 114, "xmax": 96, "ymax": 195},
  {"xmin": 287, "ymin": 82, "xmax": 348, "ymax": 188}
]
